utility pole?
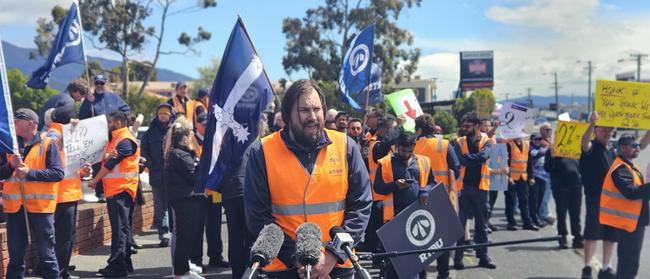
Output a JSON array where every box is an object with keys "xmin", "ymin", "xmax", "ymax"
[
  {"xmin": 619, "ymin": 53, "xmax": 648, "ymax": 82},
  {"xmin": 577, "ymin": 60, "xmax": 594, "ymax": 114},
  {"xmin": 550, "ymin": 72, "xmax": 561, "ymax": 119},
  {"xmin": 526, "ymin": 87, "xmax": 533, "ymax": 107},
  {"xmin": 505, "ymin": 93, "xmax": 510, "ymax": 102}
]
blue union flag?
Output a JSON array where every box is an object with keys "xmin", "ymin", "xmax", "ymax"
[
  {"xmin": 0, "ymin": 37, "xmax": 18, "ymax": 154},
  {"xmin": 338, "ymin": 25, "xmax": 375, "ymax": 110},
  {"xmin": 196, "ymin": 17, "xmax": 275, "ymax": 193}
]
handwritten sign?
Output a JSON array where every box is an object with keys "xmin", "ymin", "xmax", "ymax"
[
  {"xmin": 489, "ymin": 143, "xmax": 508, "ymax": 191},
  {"xmin": 595, "ymin": 80, "xmax": 650, "ymax": 129},
  {"xmin": 386, "ymin": 89, "xmax": 423, "ymax": 132},
  {"xmin": 498, "ymin": 102, "xmax": 534, "ymax": 139},
  {"xmin": 62, "ymin": 116, "xmax": 108, "ymax": 175},
  {"xmin": 553, "ymin": 121, "xmax": 589, "ymax": 159}
]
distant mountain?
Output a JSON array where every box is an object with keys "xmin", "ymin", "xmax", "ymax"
[
  {"xmin": 2, "ymin": 40, "xmax": 192, "ymax": 91},
  {"xmin": 500, "ymin": 95, "xmax": 589, "ymax": 108}
]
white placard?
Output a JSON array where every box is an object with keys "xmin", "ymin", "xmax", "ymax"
[
  {"xmin": 498, "ymin": 102, "xmax": 534, "ymax": 139},
  {"xmin": 62, "ymin": 115, "xmax": 108, "ymax": 175}
]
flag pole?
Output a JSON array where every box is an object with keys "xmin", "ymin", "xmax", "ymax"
[{"xmin": 75, "ymin": 1, "xmax": 94, "ymax": 116}]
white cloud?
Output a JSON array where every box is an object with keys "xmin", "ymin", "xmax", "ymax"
[
  {"xmin": 0, "ymin": 0, "xmax": 70, "ymax": 26},
  {"xmin": 414, "ymin": 0, "xmax": 650, "ymax": 101}
]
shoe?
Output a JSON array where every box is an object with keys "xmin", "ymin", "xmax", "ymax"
[
  {"xmin": 581, "ymin": 266, "xmax": 593, "ymax": 279},
  {"xmin": 572, "ymin": 240, "xmax": 584, "ymax": 249},
  {"xmin": 597, "ymin": 268, "xmax": 616, "ymax": 279},
  {"xmin": 98, "ymin": 197, "xmax": 106, "ymax": 203},
  {"xmin": 68, "ymin": 265, "xmax": 76, "ymax": 271},
  {"xmin": 60, "ymin": 271, "xmax": 80, "ymax": 279},
  {"xmin": 130, "ymin": 246, "xmax": 138, "ymax": 254},
  {"xmin": 523, "ymin": 225, "xmax": 539, "ymax": 231},
  {"xmin": 533, "ymin": 220, "xmax": 547, "ymax": 228},
  {"xmin": 189, "ymin": 261, "xmax": 203, "ymax": 274},
  {"xmin": 436, "ymin": 274, "xmax": 451, "ymax": 279},
  {"xmin": 559, "ymin": 241, "xmax": 569, "ymax": 249},
  {"xmin": 453, "ymin": 260, "xmax": 465, "ymax": 270},
  {"xmin": 208, "ymin": 258, "xmax": 230, "ymax": 268},
  {"xmin": 127, "ymin": 260, "xmax": 134, "ymax": 273},
  {"xmin": 160, "ymin": 238, "xmax": 170, "ymax": 248},
  {"xmin": 98, "ymin": 267, "xmax": 127, "ymax": 277},
  {"xmin": 478, "ymin": 257, "xmax": 497, "ymax": 269},
  {"xmin": 488, "ymin": 224, "xmax": 498, "ymax": 231},
  {"xmin": 132, "ymin": 241, "xmax": 143, "ymax": 249},
  {"xmin": 507, "ymin": 224, "xmax": 518, "ymax": 231},
  {"xmin": 486, "ymin": 227, "xmax": 492, "ymax": 234},
  {"xmin": 545, "ymin": 215, "xmax": 556, "ymax": 225}
]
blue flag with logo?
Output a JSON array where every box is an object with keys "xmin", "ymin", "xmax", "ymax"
[
  {"xmin": 196, "ymin": 17, "xmax": 275, "ymax": 193},
  {"xmin": 356, "ymin": 63, "xmax": 382, "ymax": 106},
  {"xmin": 0, "ymin": 38, "xmax": 18, "ymax": 154},
  {"xmin": 26, "ymin": 2, "xmax": 86, "ymax": 89},
  {"xmin": 339, "ymin": 25, "xmax": 374, "ymax": 110}
]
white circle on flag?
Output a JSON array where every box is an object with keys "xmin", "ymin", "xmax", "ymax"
[{"xmin": 349, "ymin": 44, "xmax": 369, "ymax": 76}]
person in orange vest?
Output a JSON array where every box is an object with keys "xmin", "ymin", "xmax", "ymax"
[
  {"xmin": 374, "ymin": 132, "xmax": 440, "ymax": 279},
  {"xmin": 414, "ymin": 113, "xmax": 460, "ymax": 195},
  {"xmin": 192, "ymin": 88, "xmax": 209, "ymax": 145},
  {"xmin": 44, "ymin": 105, "xmax": 84, "ymax": 279},
  {"xmin": 244, "ymin": 79, "xmax": 372, "ymax": 278},
  {"xmin": 167, "ymin": 81, "xmax": 193, "ymax": 120},
  {"xmin": 599, "ymin": 134, "xmax": 650, "ymax": 279},
  {"xmin": 364, "ymin": 108, "xmax": 383, "ymax": 142},
  {"xmin": 452, "ymin": 112, "xmax": 496, "ymax": 270},
  {"xmin": 87, "ymin": 111, "xmax": 140, "ymax": 277},
  {"xmin": 504, "ymin": 136, "xmax": 538, "ymax": 231},
  {"xmin": 0, "ymin": 108, "xmax": 64, "ymax": 279}
]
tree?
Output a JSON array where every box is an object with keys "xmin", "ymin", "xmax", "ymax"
[
  {"xmin": 125, "ymin": 86, "xmax": 166, "ymax": 125},
  {"xmin": 452, "ymin": 89, "xmax": 496, "ymax": 120},
  {"xmin": 434, "ymin": 110, "xmax": 457, "ymax": 135},
  {"xmin": 7, "ymin": 69, "xmax": 58, "ymax": 111},
  {"xmin": 282, "ymin": 0, "xmax": 422, "ymax": 84},
  {"xmin": 34, "ymin": 0, "xmax": 216, "ymax": 98},
  {"xmin": 194, "ymin": 57, "xmax": 220, "ymax": 91},
  {"xmin": 128, "ymin": 60, "xmax": 157, "ymax": 81}
]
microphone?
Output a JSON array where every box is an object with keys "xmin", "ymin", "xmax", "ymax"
[
  {"xmin": 242, "ymin": 223, "xmax": 284, "ymax": 279},
  {"xmin": 330, "ymin": 226, "xmax": 372, "ymax": 279},
  {"xmin": 295, "ymin": 222, "xmax": 322, "ymax": 279}
]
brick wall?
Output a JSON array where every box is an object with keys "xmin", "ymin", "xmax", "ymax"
[{"xmin": 0, "ymin": 191, "xmax": 154, "ymax": 277}]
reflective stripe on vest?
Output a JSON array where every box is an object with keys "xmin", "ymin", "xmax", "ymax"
[
  {"xmin": 172, "ymin": 95, "xmax": 193, "ymax": 120},
  {"xmin": 414, "ymin": 136, "xmax": 450, "ymax": 187},
  {"xmin": 3, "ymin": 137, "xmax": 59, "ymax": 214},
  {"xmin": 456, "ymin": 136, "xmax": 490, "ymax": 191},
  {"xmin": 507, "ymin": 140, "xmax": 529, "ymax": 181},
  {"xmin": 378, "ymin": 154, "xmax": 431, "ymax": 223},
  {"xmin": 599, "ymin": 157, "xmax": 645, "ymax": 232},
  {"xmin": 368, "ymin": 140, "xmax": 391, "ymax": 202},
  {"xmin": 102, "ymin": 127, "xmax": 140, "ymax": 200},
  {"xmin": 261, "ymin": 129, "xmax": 352, "ymax": 272}
]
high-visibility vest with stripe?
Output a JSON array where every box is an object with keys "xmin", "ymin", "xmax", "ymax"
[
  {"xmin": 456, "ymin": 136, "xmax": 490, "ymax": 191},
  {"xmin": 415, "ymin": 136, "xmax": 450, "ymax": 187},
  {"xmin": 192, "ymin": 100, "xmax": 207, "ymax": 142},
  {"xmin": 261, "ymin": 129, "xmax": 352, "ymax": 272},
  {"xmin": 377, "ymin": 154, "xmax": 430, "ymax": 223},
  {"xmin": 47, "ymin": 123, "xmax": 82, "ymax": 203},
  {"xmin": 3, "ymin": 137, "xmax": 59, "ymax": 213},
  {"xmin": 599, "ymin": 157, "xmax": 645, "ymax": 232},
  {"xmin": 102, "ymin": 127, "xmax": 140, "ymax": 200},
  {"xmin": 507, "ymin": 140, "xmax": 529, "ymax": 181},
  {"xmin": 171, "ymin": 95, "xmax": 193, "ymax": 120},
  {"xmin": 368, "ymin": 141, "xmax": 392, "ymax": 202}
]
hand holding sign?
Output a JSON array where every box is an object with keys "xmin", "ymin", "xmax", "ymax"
[
  {"xmin": 553, "ymin": 121, "xmax": 589, "ymax": 159},
  {"xmin": 63, "ymin": 115, "xmax": 108, "ymax": 176}
]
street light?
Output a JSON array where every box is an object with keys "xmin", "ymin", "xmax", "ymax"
[{"xmin": 618, "ymin": 53, "xmax": 648, "ymax": 81}]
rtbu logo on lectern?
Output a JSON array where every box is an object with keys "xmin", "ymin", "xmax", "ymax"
[{"xmin": 405, "ymin": 209, "xmax": 435, "ymax": 246}]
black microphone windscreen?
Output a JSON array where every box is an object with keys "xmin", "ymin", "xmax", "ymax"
[
  {"xmin": 295, "ymin": 222, "xmax": 322, "ymax": 266},
  {"xmin": 329, "ymin": 226, "xmax": 345, "ymax": 240},
  {"xmin": 250, "ymin": 223, "xmax": 284, "ymax": 265}
]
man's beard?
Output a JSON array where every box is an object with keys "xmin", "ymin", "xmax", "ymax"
[{"xmin": 290, "ymin": 121, "xmax": 322, "ymax": 148}]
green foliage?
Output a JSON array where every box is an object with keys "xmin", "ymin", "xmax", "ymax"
[
  {"xmin": 434, "ymin": 110, "xmax": 457, "ymax": 135},
  {"xmin": 6, "ymin": 69, "xmax": 58, "ymax": 111},
  {"xmin": 282, "ymin": 0, "xmax": 422, "ymax": 83},
  {"xmin": 194, "ymin": 58, "xmax": 220, "ymax": 91},
  {"xmin": 128, "ymin": 61, "xmax": 157, "ymax": 81},
  {"xmin": 315, "ymin": 80, "xmax": 364, "ymax": 119},
  {"xmin": 124, "ymin": 86, "xmax": 166, "ymax": 125},
  {"xmin": 452, "ymin": 89, "xmax": 496, "ymax": 120}
]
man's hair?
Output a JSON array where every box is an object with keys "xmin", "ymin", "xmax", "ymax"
[
  {"xmin": 335, "ymin": 111, "xmax": 348, "ymax": 121},
  {"xmin": 415, "ymin": 114, "xmax": 435, "ymax": 134},
  {"xmin": 398, "ymin": 131, "xmax": 417, "ymax": 147},
  {"xmin": 480, "ymin": 117, "xmax": 491, "ymax": 124},
  {"xmin": 348, "ymin": 118, "xmax": 362, "ymax": 126},
  {"xmin": 378, "ymin": 115, "xmax": 396, "ymax": 129},
  {"xmin": 281, "ymin": 79, "xmax": 327, "ymax": 125},
  {"xmin": 461, "ymin": 112, "xmax": 480, "ymax": 126},
  {"xmin": 618, "ymin": 133, "xmax": 637, "ymax": 147},
  {"xmin": 108, "ymin": 111, "xmax": 129, "ymax": 125},
  {"xmin": 66, "ymin": 79, "xmax": 88, "ymax": 96}
]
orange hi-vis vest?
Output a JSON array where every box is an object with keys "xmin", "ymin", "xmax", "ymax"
[
  {"xmin": 102, "ymin": 127, "xmax": 140, "ymax": 200},
  {"xmin": 261, "ymin": 129, "xmax": 353, "ymax": 272},
  {"xmin": 192, "ymin": 100, "xmax": 207, "ymax": 142},
  {"xmin": 599, "ymin": 157, "xmax": 646, "ymax": 232},
  {"xmin": 366, "ymin": 131, "xmax": 378, "ymax": 142},
  {"xmin": 456, "ymin": 135, "xmax": 490, "ymax": 191},
  {"xmin": 3, "ymin": 137, "xmax": 59, "ymax": 214},
  {"xmin": 415, "ymin": 136, "xmax": 450, "ymax": 187},
  {"xmin": 368, "ymin": 141, "xmax": 392, "ymax": 203},
  {"xmin": 47, "ymin": 123, "xmax": 82, "ymax": 203},
  {"xmin": 507, "ymin": 140, "xmax": 529, "ymax": 181},
  {"xmin": 377, "ymin": 154, "xmax": 430, "ymax": 223},
  {"xmin": 172, "ymin": 95, "xmax": 193, "ymax": 120}
]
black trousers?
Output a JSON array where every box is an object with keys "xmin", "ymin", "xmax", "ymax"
[
  {"xmin": 224, "ymin": 196, "xmax": 250, "ymax": 279},
  {"xmin": 455, "ymin": 187, "xmax": 489, "ymax": 260},
  {"xmin": 363, "ymin": 201, "xmax": 383, "ymax": 253},
  {"xmin": 106, "ymin": 192, "xmax": 133, "ymax": 272},
  {"xmin": 172, "ymin": 196, "xmax": 204, "ymax": 275},
  {"xmin": 552, "ymin": 188, "xmax": 582, "ymax": 241},
  {"xmin": 488, "ymin": 190, "xmax": 500, "ymax": 223},
  {"xmin": 505, "ymin": 179, "xmax": 532, "ymax": 227},
  {"xmin": 528, "ymin": 179, "xmax": 541, "ymax": 223},
  {"xmin": 54, "ymin": 201, "xmax": 78, "ymax": 276},
  {"xmin": 193, "ymin": 195, "xmax": 225, "ymax": 265},
  {"xmin": 616, "ymin": 225, "xmax": 645, "ymax": 279},
  {"xmin": 533, "ymin": 177, "xmax": 547, "ymax": 220}
]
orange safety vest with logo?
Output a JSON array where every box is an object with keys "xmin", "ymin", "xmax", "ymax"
[
  {"xmin": 507, "ymin": 140, "xmax": 529, "ymax": 181},
  {"xmin": 415, "ymin": 136, "xmax": 450, "ymax": 187},
  {"xmin": 192, "ymin": 100, "xmax": 207, "ymax": 143},
  {"xmin": 47, "ymin": 123, "xmax": 82, "ymax": 203},
  {"xmin": 261, "ymin": 129, "xmax": 352, "ymax": 272},
  {"xmin": 377, "ymin": 154, "xmax": 430, "ymax": 223},
  {"xmin": 172, "ymin": 95, "xmax": 193, "ymax": 120},
  {"xmin": 456, "ymin": 136, "xmax": 490, "ymax": 191},
  {"xmin": 3, "ymin": 137, "xmax": 59, "ymax": 213},
  {"xmin": 102, "ymin": 127, "xmax": 140, "ymax": 200},
  {"xmin": 599, "ymin": 157, "xmax": 645, "ymax": 233}
]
